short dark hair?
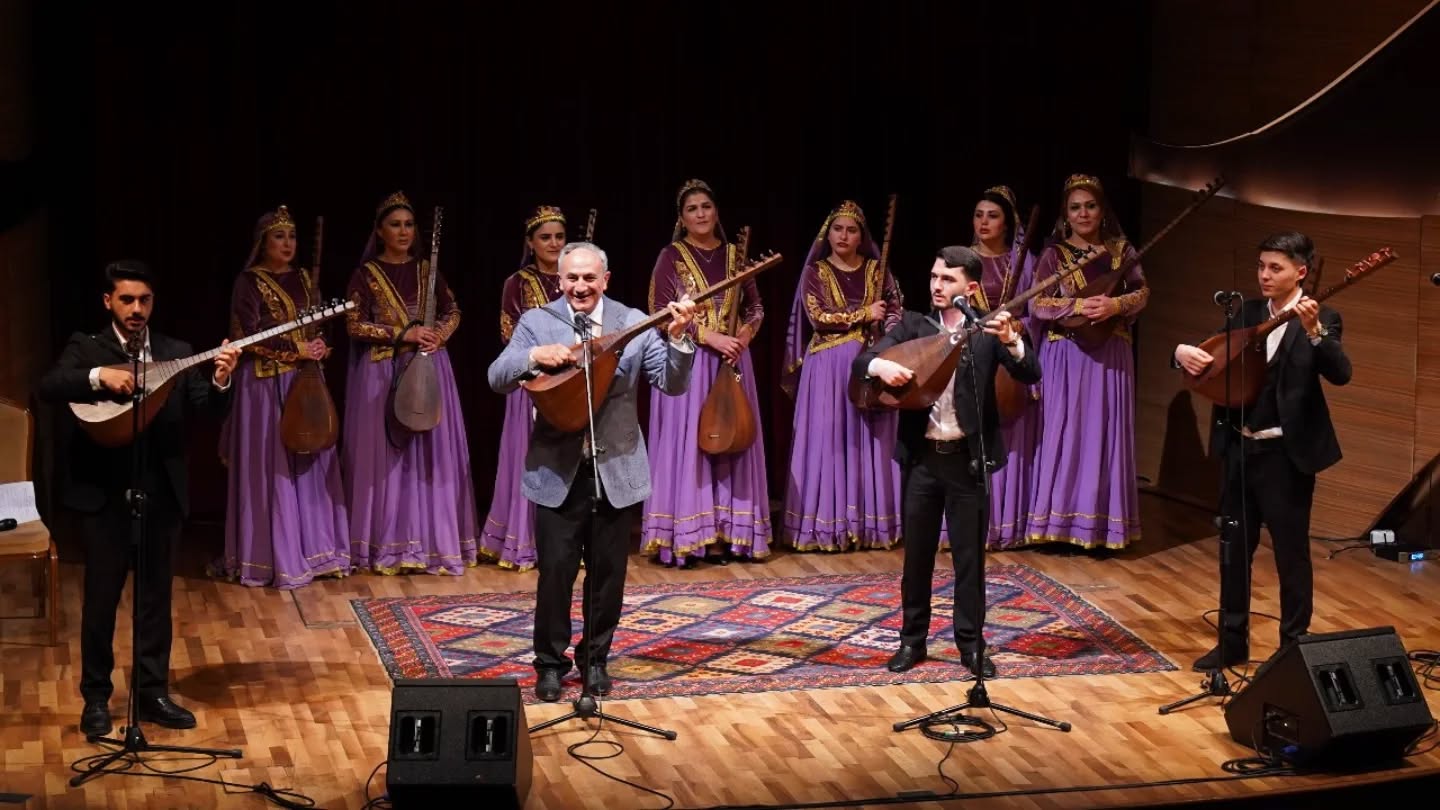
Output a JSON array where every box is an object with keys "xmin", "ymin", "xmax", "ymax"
[
  {"xmin": 1257, "ymin": 231, "xmax": 1315, "ymax": 269},
  {"xmin": 935, "ymin": 245, "xmax": 982, "ymax": 282},
  {"xmin": 104, "ymin": 260, "xmax": 155, "ymax": 292}
]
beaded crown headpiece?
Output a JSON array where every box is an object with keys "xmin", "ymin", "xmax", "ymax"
[
  {"xmin": 255, "ymin": 204, "xmax": 296, "ymax": 240},
  {"xmin": 675, "ymin": 178, "xmax": 714, "ymax": 210},
  {"xmin": 525, "ymin": 205, "xmax": 566, "ymax": 232},
  {"xmin": 984, "ymin": 185, "xmax": 1019, "ymax": 214},
  {"xmin": 1063, "ymin": 174, "xmax": 1103, "ymax": 195},
  {"xmin": 816, "ymin": 199, "xmax": 868, "ymax": 240},
  {"xmin": 374, "ymin": 190, "xmax": 414, "ymax": 222}
]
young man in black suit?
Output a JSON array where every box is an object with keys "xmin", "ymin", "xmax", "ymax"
[
  {"xmin": 39, "ymin": 260, "xmax": 240, "ymax": 735},
  {"xmin": 1174, "ymin": 231, "xmax": 1352, "ymax": 670},
  {"xmin": 853, "ymin": 245, "xmax": 1041, "ymax": 678}
]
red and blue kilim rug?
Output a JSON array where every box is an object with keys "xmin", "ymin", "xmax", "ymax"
[{"xmin": 353, "ymin": 565, "xmax": 1175, "ymax": 703}]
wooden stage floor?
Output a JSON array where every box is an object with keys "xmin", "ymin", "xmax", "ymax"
[{"xmin": 3, "ymin": 493, "xmax": 1437, "ymax": 809}]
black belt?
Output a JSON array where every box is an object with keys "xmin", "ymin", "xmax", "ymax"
[{"xmin": 929, "ymin": 438, "xmax": 968, "ymax": 455}]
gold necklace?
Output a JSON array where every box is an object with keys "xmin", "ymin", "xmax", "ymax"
[{"xmin": 685, "ymin": 238, "xmax": 722, "ymax": 263}]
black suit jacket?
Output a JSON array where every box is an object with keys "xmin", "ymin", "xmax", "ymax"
[
  {"xmin": 852, "ymin": 310, "xmax": 1041, "ymax": 470},
  {"xmin": 1205, "ymin": 300, "xmax": 1351, "ymax": 475},
  {"xmin": 38, "ymin": 327, "xmax": 229, "ymax": 517}
]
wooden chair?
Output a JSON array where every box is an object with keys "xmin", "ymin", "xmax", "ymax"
[{"xmin": 0, "ymin": 396, "xmax": 59, "ymax": 645}]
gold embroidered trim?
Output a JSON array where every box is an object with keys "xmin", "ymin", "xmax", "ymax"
[
  {"xmin": 673, "ymin": 241, "xmax": 742, "ymax": 334},
  {"xmin": 808, "ymin": 329, "xmax": 865, "ymax": 355}
]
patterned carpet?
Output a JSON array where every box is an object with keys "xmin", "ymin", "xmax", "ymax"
[{"xmin": 353, "ymin": 565, "xmax": 1175, "ymax": 703}]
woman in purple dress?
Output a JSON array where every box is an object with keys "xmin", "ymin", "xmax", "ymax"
[
  {"xmin": 218, "ymin": 205, "xmax": 350, "ymax": 587},
  {"xmin": 780, "ymin": 200, "xmax": 903, "ymax": 551},
  {"xmin": 972, "ymin": 186, "xmax": 1042, "ymax": 550},
  {"xmin": 479, "ymin": 206, "xmax": 567, "ymax": 571},
  {"xmin": 1025, "ymin": 175, "xmax": 1147, "ymax": 550},
  {"xmin": 344, "ymin": 191, "xmax": 479, "ymax": 575},
  {"xmin": 642, "ymin": 179, "xmax": 772, "ymax": 567}
]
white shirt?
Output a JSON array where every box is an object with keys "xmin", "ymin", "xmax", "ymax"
[
  {"xmin": 1264, "ymin": 287, "xmax": 1304, "ymax": 364},
  {"xmin": 1245, "ymin": 288, "xmax": 1313, "ymax": 440},
  {"xmin": 568, "ymin": 299, "xmax": 603, "ymax": 339},
  {"xmin": 866, "ymin": 310, "xmax": 1025, "ymax": 442}
]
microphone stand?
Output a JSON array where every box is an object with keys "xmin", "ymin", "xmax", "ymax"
[
  {"xmin": 895, "ymin": 304, "xmax": 1071, "ymax": 736},
  {"xmin": 529, "ymin": 311, "xmax": 676, "ymax": 741},
  {"xmin": 1159, "ymin": 292, "xmax": 1247, "ymax": 714},
  {"xmin": 72, "ymin": 331, "xmax": 242, "ymax": 787}
]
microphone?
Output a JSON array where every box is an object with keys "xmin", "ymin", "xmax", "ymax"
[
  {"xmin": 573, "ymin": 311, "xmax": 592, "ymax": 341},
  {"xmin": 125, "ymin": 329, "xmax": 145, "ymax": 358},
  {"xmin": 1431, "ymin": 273, "xmax": 1440, "ymax": 286},
  {"xmin": 1212, "ymin": 290, "xmax": 1242, "ymax": 306},
  {"xmin": 0, "ymin": 518, "xmax": 17, "ymax": 532},
  {"xmin": 949, "ymin": 295, "xmax": 985, "ymax": 324}
]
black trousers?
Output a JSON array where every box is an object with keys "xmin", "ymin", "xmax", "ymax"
[
  {"xmin": 532, "ymin": 464, "xmax": 634, "ymax": 674},
  {"xmin": 76, "ymin": 487, "xmax": 182, "ymax": 703},
  {"xmin": 1218, "ymin": 438, "xmax": 1316, "ymax": 649},
  {"xmin": 899, "ymin": 442, "xmax": 987, "ymax": 654}
]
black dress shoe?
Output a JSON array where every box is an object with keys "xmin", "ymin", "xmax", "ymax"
[
  {"xmin": 584, "ymin": 664, "xmax": 612, "ymax": 696},
  {"xmin": 80, "ymin": 701, "xmax": 112, "ymax": 736},
  {"xmin": 886, "ymin": 645, "xmax": 927, "ymax": 673},
  {"xmin": 535, "ymin": 670, "xmax": 563, "ymax": 702},
  {"xmin": 136, "ymin": 696, "xmax": 197, "ymax": 729},
  {"xmin": 1192, "ymin": 644, "xmax": 1248, "ymax": 672},
  {"xmin": 961, "ymin": 651, "xmax": 997, "ymax": 679}
]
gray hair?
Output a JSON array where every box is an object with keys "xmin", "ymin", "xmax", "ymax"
[{"xmin": 559, "ymin": 241, "xmax": 609, "ymax": 272}]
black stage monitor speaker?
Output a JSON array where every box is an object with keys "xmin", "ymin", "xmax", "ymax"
[
  {"xmin": 1224, "ymin": 626, "xmax": 1434, "ymax": 767},
  {"xmin": 386, "ymin": 678, "xmax": 533, "ymax": 808}
]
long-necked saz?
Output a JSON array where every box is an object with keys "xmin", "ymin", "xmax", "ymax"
[
  {"xmin": 1049, "ymin": 177, "xmax": 1226, "ymax": 349},
  {"xmin": 847, "ymin": 205, "xmax": 1046, "ymax": 413},
  {"xmin": 521, "ymin": 252, "xmax": 782, "ymax": 433},
  {"xmin": 72, "ymin": 300, "xmax": 354, "ymax": 447},
  {"xmin": 1183, "ymin": 247, "xmax": 1395, "ymax": 406},
  {"xmin": 988, "ymin": 204, "xmax": 1042, "ymax": 423},
  {"xmin": 390, "ymin": 206, "xmax": 445, "ymax": 433},
  {"xmin": 697, "ymin": 225, "xmax": 759, "ymax": 455},
  {"xmin": 279, "ymin": 214, "xmax": 341, "ymax": 453}
]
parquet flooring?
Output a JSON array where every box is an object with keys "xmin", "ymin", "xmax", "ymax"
[{"xmin": 2, "ymin": 493, "xmax": 1437, "ymax": 809}]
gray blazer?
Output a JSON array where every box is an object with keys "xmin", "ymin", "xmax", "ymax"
[{"xmin": 487, "ymin": 295, "xmax": 695, "ymax": 509}]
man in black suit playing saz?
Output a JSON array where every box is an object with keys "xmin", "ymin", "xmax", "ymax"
[
  {"xmin": 1174, "ymin": 231, "xmax": 1351, "ymax": 670},
  {"xmin": 40, "ymin": 260, "xmax": 240, "ymax": 735},
  {"xmin": 853, "ymin": 246, "xmax": 1041, "ymax": 678}
]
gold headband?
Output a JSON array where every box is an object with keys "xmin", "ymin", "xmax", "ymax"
[
  {"xmin": 1063, "ymin": 174, "xmax": 1103, "ymax": 194},
  {"xmin": 260, "ymin": 204, "xmax": 296, "ymax": 235},
  {"xmin": 375, "ymin": 190, "xmax": 414, "ymax": 220},
  {"xmin": 984, "ymin": 185, "xmax": 1019, "ymax": 214},
  {"xmin": 525, "ymin": 205, "xmax": 566, "ymax": 232},
  {"xmin": 817, "ymin": 199, "xmax": 867, "ymax": 240},
  {"xmin": 676, "ymin": 178, "xmax": 714, "ymax": 210}
]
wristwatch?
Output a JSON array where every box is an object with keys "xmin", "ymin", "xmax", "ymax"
[{"xmin": 1308, "ymin": 324, "xmax": 1329, "ymax": 341}]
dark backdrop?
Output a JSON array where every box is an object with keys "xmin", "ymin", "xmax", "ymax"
[{"xmin": 32, "ymin": 1, "xmax": 1150, "ymax": 521}]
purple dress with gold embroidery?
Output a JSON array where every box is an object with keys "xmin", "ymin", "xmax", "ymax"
[
  {"xmin": 780, "ymin": 258, "xmax": 903, "ymax": 551},
  {"xmin": 978, "ymin": 251, "xmax": 1041, "ymax": 549},
  {"xmin": 642, "ymin": 241, "xmax": 772, "ymax": 563},
  {"xmin": 478, "ymin": 265, "xmax": 562, "ymax": 570},
  {"xmin": 1025, "ymin": 240, "xmax": 1147, "ymax": 549},
  {"xmin": 219, "ymin": 268, "xmax": 351, "ymax": 587},
  {"xmin": 344, "ymin": 258, "xmax": 479, "ymax": 574}
]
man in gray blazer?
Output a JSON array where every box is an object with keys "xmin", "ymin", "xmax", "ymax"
[{"xmin": 488, "ymin": 241, "xmax": 697, "ymax": 701}]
